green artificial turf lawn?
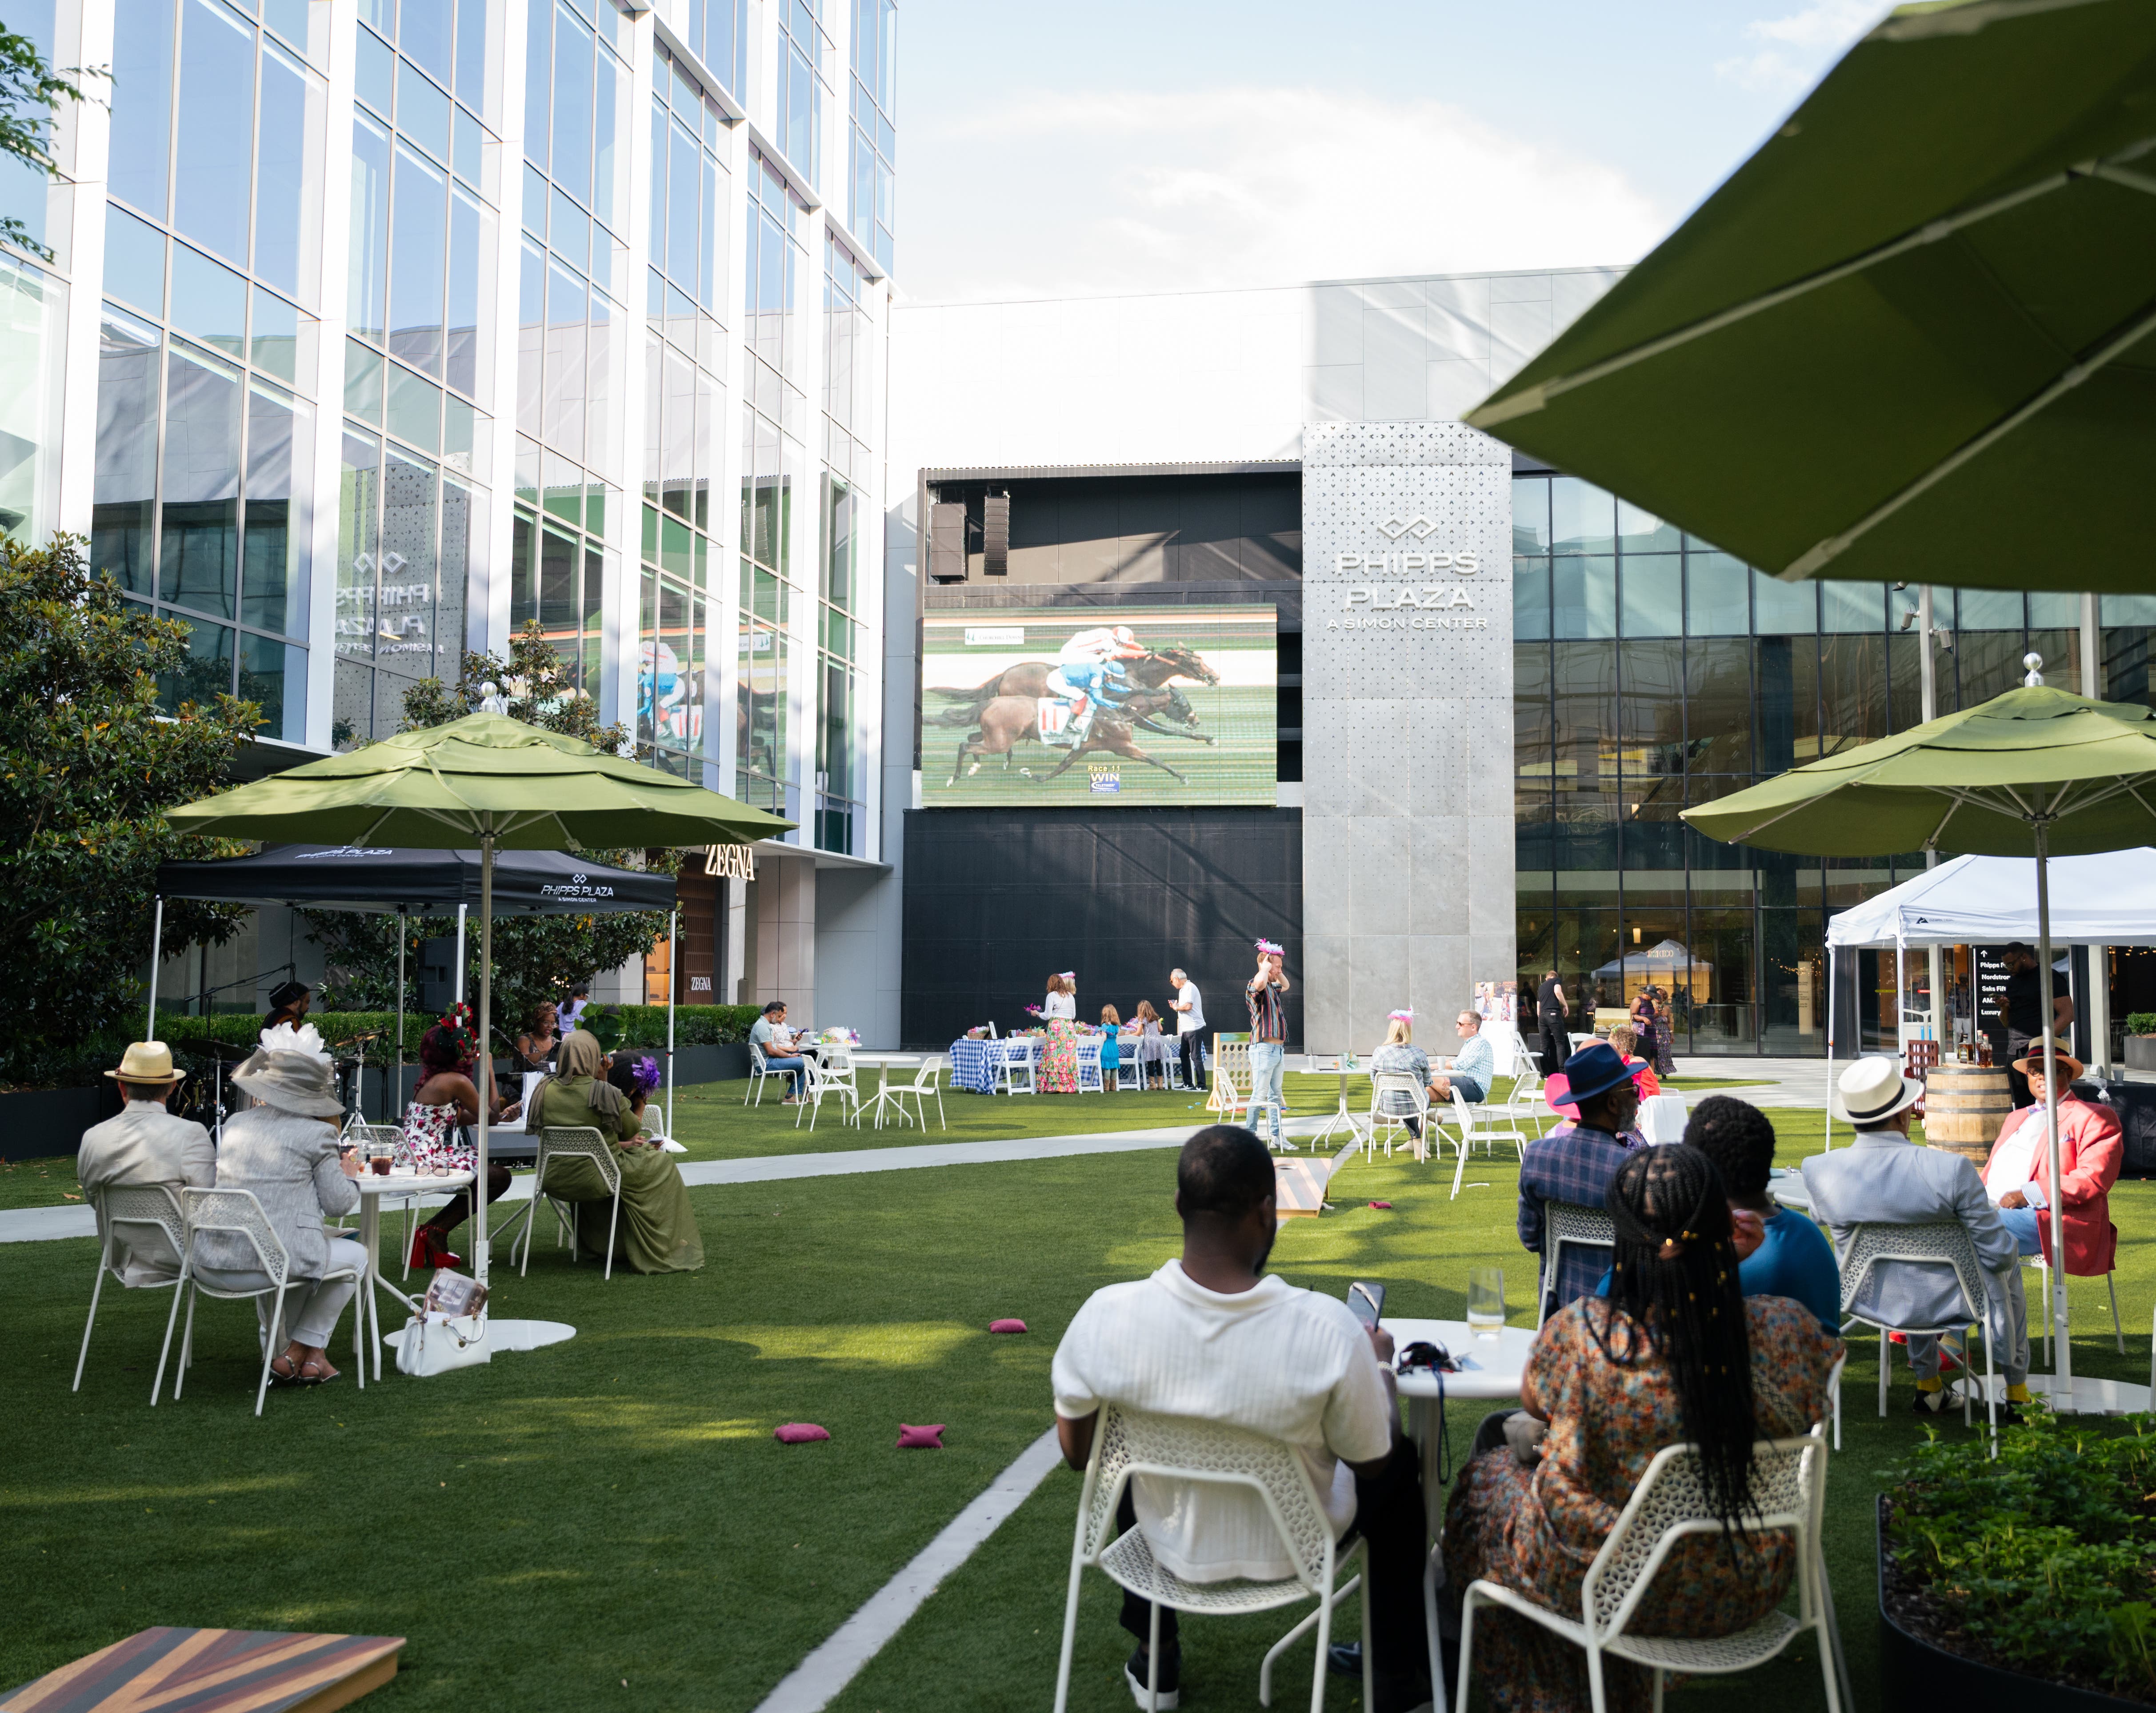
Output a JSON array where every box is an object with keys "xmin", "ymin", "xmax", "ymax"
[{"xmin": 5, "ymin": 1104, "xmax": 2151, "ymax": 1711}]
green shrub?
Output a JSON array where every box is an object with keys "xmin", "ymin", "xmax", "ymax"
[
  {"xmin": 2127, "ymin": 1012, "xmax": 2156, "ymax": 1037},
  {"xmin": 612, "ymin": 1004, "xmax": 761, "ymax": 1046},
  {"xmin": 1882, "ymin": 1409, "xmax": 2156, "ymax": 1697}
]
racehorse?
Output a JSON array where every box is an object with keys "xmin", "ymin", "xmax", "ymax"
[
  {"xmin": 944, "ymin": 686, "xmax": 1209, "ymax": 787},
  {"xmin": 929, "ymin": 644, "xmax": 1220, "ymax": 720}
]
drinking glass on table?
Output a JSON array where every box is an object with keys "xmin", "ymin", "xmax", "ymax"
[
  {"xmin": 1467, "ymin": 1265, "xmax": 1506, "ymax": 1339},
  {"xmin": 367, "ymin": 1137, "xmax": 395, "ymax": 1176}
]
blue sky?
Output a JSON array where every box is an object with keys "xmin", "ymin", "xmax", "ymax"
[{"xmin": 894, "ymin": 0, "xmax": 1877, "ymax": 301}]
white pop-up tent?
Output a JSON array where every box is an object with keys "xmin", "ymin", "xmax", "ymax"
[{"xmin": 1820, "ymin": 848, "xmax": 2156, "ymax": 1143}]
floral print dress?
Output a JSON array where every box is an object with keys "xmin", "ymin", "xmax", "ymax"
[
  {"xmin": 1442, "ymin": 1295, "xmax": 1840, "ymax": 1713},
  {"xmin": 1039, "ymin": 1021, "xmax": 1080, "ymax": 1093},
  {"xmin": 401, "ymin": 1100, "xmax": 473, "ymax": 1174}
]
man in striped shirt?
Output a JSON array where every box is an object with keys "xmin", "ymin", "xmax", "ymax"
[{"xmin": 1247, "ymin": 940, "xmax": 1290, "ymax": 1150}]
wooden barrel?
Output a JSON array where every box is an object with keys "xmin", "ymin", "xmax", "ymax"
[{"xmin": 1921, "ymin": 1064, "xmax": 2011, "ymax": 1167}]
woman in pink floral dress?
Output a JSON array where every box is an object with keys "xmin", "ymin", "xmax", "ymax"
[
  {"xmin": 401, "ymin": 1011, "xmax": 518, "ymax": 1269},
  {"xmin": 1038, "ymin": 974, "xmax": 1080, "ymax": 1093},
  {"xmin": 1444, "ymin": 1145, "xmax": 1840, "ymax": 1713}
]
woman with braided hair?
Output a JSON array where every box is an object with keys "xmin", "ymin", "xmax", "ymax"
[{"xmin": 1442, "ymin": 1145, "xmax": 1841, "ymax": 1712}]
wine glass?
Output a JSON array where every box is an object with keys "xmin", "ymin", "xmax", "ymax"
[{"xmin": 1467, "ymin": 1266, "xmax": 1506, "ymax": 1339}]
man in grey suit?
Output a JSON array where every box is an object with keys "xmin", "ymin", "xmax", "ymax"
[
  {"xmin": 1804, "ymin": 1055, "xmax": 2031, "ymax": 1422},
  {"xmin": 77, "ymin": 1042, "xmax": 215, "ymax": 1286}
]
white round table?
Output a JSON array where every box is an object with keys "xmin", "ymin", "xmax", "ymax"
[
  {"xmin": 850, "ymin": 1051, "xmax": 927, "ymax": 1128},
  {"xmin": 1386, "ymin": 1316, "xmax": 1538, "ymax": 1525},
  {"xmin": 350, "ymin": 1167, "xmax": 473, "ymax": 1381}
]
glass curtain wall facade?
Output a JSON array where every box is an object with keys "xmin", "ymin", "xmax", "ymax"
[
  {"xmin": 11, "ymin": 0, "xmax": 894, "ymax": 864},
  {"xmin": 94, "ymin": 0, "xmax": 327, "ymax": 741},
  {"xmin": 1513, "ymin": 471, "xmax": 2152, "ymax": 1055}
]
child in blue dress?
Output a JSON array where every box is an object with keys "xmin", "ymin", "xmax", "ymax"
[{"xmin": 1098, "ymin": 1005, "xmax": 1124, "ymax": 1091}]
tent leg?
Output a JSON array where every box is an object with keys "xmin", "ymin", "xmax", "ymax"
[
  {"xmin": 475, "ymin": 842, "xmax": 493, "ymax": 1285},
  {"xmin": 665, "ymin": 906, "xmax": 678, "ymax": 1140},
  {"xmin": 2036, "ymin": 814, "xmax": 2072, "ymax": 1408},
  {"xmin": 145, "ymin": 895, "xmax": 164, "ymax": 1040}
]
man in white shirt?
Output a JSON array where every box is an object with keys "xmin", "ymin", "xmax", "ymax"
[
  {"xmin": 1168, "ymin": 968, "xmax": 1205, "ymax": 1091},
  {"xmin": 1053, "ymin": 1126, "xmax": 1431, "ymax": 1713},
  {"xmin": 76, "ymin": 1042, "xmax": 215, "ymax": 1286},
  {"xmin": 747, "ymin": 1001, "xmax": 807, "ymax": 1103}
]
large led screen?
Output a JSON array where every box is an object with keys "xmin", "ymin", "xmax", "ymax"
[{"xmin": 921, "ymin": 604, "xmax": 1276, "ymax": 807}]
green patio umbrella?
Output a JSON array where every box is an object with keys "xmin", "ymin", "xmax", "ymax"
[
  {"xmin": 165, "ymin": 713, "xmax": 793, "ymax": 1285},
  {"xmin": 1684, "ymin": 675, "xmax": 2156, "ymax": 1406},
  {"xmin": 1466, "ymin": 0, "xmax": 2156, "ymax": 592}
]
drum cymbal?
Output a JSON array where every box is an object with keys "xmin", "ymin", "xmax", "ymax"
[
  {"xmin": 329, "ymin": 1031, "xmax": 383, "ymax": 1048},
  {"xmin": 188, "ymin": 1038, "xmax": 258, "ymax": 1061}
]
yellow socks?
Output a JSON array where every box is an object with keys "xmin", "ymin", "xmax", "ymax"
[
  {"xmin": 1917, "ymin": 1376, "xmax": 1944, "ymax": 1394},
  {"xmin": 2007, "ymin": 1383, "xmax": 2032, "ymax": 1403}
]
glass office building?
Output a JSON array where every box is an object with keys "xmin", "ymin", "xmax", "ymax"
[{"xmin": 10, "ymin": 0, "xmax": 895, "ymax": 877}]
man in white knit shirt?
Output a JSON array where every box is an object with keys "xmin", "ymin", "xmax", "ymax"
[{"xmin": 1052, "ymin": 1125, "xmax": 1432, "ymax": 1713}]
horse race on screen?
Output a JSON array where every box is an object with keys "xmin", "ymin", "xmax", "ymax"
[{"xmin": 920, "ymin": 603, "xmax": 1277, "ymax": 807}]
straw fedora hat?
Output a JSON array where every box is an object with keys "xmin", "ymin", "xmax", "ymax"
[
  {"xmin": 231, "ymin": 1022, "xmax": 346, "ymax": 1119},
  {"xmin": 104, "ymin": 1041, "xmax": 185, "ymax": 1086},
  {"xmin": 1831, "ymin": 1055, "xmax": 1925, "ymax": 1126},
  {"xmin": 2011, "ymin": 1048, "xmax": 2086, "ymax": 1082}
]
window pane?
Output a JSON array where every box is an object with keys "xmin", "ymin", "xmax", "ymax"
[
  {"xmin": 1756, "ymin": 634, "xmax": 1816, "ymax": 772},
  {"xmin": 592, "ymin": 41, "xmax": 620, "ymax": 232},
  {"xmin": 522, "ymin": 0, "xmax": 550, "ymax": 171},
  {"xmin": 251, "ymin": 287, "xmax": 301, "ymax": 383},
  {"xmin": 1552, "ymin": 554, "xmax": 1615, "ymax": 640},
  {"xmin": 1686, "ymin": 550, "xmax": 1748, "ymax": 635},
  {"xmin": 239, "ymin": 631, "xmax": 307, "ymax": 742},
  {"xmin": 1616, "ymin": 497, "xmax": 1678, "ymax": 554},
  {"xmin": 388, "ymin": 362, "xmax": 442, "ymax": 451},
  {"xmin": 389, "ymin": 144, "xmax": 448, "ymax": 375},
  {"xmin": 398, "ymin": 57, "xmax": 452, "ymax": 162},
  {"xmin": 1820, "ymin": 580, "xmax": 1884, "ymax": 634},
  {"xmin": 111, "ymin": 0, "xmax": 176, "ymax": 219},
  {"xmin": 1618, "ymin": 639, "xmax": 1683, "ymax": 779},
  {"xmin": 668, "ymin": 118, "xmax": 698, "ymax": 285},
  {"xmin": 1752, "ymin": 568, "xmax": 1817, "ymax": 635},
  {"xmin": 551, "ymin": 4, "xmax": 594, "ymax": 205},
  {"xmin": 242, "ymin": 382, "xmax": 311, "ymax": 636},
  {"xmin": 105, "ymin": 205, "xmax": 167, "ymax": 317},
  {"xmin": 1819, "ymin": 633, "xmax": 1888, "ymax": 759},
  {"xmin": 159, "ymin": 342, "xmax": 243, "ymax": 618},
  {"xmin": 380, "ymin": 447, "xmax": 439, "ymax": 675},
  {"xmin": 254, "ymin": 40, "xmax": 312, "ymax": 299},
  {"xmin": 445, "ymin": 188, "xmax": 483, "ymax": 397},
  {"xmin": 585, "ymin": 287, "xmax": 615, "ymax": 477},
  {"xmin": 92, "ymin": 311, "xmax": 163, "ymax": 597},
  {"xmin": 157, "ymin": 611, "xmax": 235, "ymax": 711},
  {"xmin": 1684, "ymin": 636, "xmax": 1752, "ymax": 775},
  {"xmin": 169, "ymin": 243, "xmax": 247, "ymax": 359},
  {"xmin": 1953, "ymin": 587, "xmax": 2023, "ymax": 631},
  {"xmin": 439, "ymin": 474, "xmax": 473, "ymax": 678},
  {"xmin": 1618, "ymin": 555, "xmax": 1680, "ymax": 639},
  {"xmin": 1549, "ymin": 476, "xmax": 1614, "ymax": 554},
  {"xmin": 456, "ymin": 0, "xmax": 488, "ymax": 108},
  {"xmin": 543, "ymin": 260, "xmax": 586, "ymax": 453},
  {"xmin": 348, "ymin": 116, "xmax": 391, "ymax": 343},
  {"xmin": 336, "ymin": 428, "xmax": 380, "ymax": 661},
  {"xmin": 174, "ymin": 0, "xmax": 256, "ymax": 266},
  {"xmin": 401, "ymin": 1, "xmax": 451, "ymax": 87},
  {"xmin": 1512, "ymin": 556, "xmax": 1548, "ymax": 641}
]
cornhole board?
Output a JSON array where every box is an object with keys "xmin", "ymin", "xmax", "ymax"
[
  {"xmin": 1275, "ymin": 1138, "xmax": 1364, "ymax": 1217},
  {"xmin": 1, "ymin": 1627, "xmax": 403, "ymax": 1712}
]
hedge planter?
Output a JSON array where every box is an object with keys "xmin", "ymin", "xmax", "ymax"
[
  {"xmin": 2126, "ymin": 1035, "xmax": 2156, "ymax": 1074},
  {"xmin": 1879, "ymin": 1497, "xmax": 2149, "ymax": 1711},
  {"xmin": 1, "ymin": 1084, "xmax": 124, "ymax": 1161},
  {"xmin": 668, "ymin": 1044, "xmax": 748, "ymax": 1086}
]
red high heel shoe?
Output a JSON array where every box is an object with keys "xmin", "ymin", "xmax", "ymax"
[{"xmin": 408, "ymin": 1227, "xmax": 462, "ymax": 1270}]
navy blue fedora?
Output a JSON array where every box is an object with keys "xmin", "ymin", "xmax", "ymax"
[{"xmin": 1560, "ymin": 1040, "xmax": 1642, "ymax": 1106}]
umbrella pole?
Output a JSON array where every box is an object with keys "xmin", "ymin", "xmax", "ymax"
[
  {"xmin": 396, "ymin": 910, "xmax": 406, "ymax": 1119},
  {"xmin": 2036, "ymin": 817, "xmax": 2071, "ymax": 1406},
  {"xmin": 475, "ymin": 839, "xmax": 493, "ymax": 1286},
  {"xmin": 454, "ymin": 903, "xmax": 467, "ymax": 1005},
  {"xmin": 145, "ymin": 895, "xmax": 164, "ymax": 1039},
  {"xmin": 665, "ymin": 906, "xmax": 677, "ymax": 1141},
  {"xmin": 1824, "ymin": 943, "xmax": 1835, "ymax": 1152}
]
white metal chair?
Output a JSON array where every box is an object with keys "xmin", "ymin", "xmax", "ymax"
[
  {"xmin": 74, "ymin": 1185, "xmax": 192, "ymax": 1406},
  {"xmin": 175, "ymin": 1186, "xmax": 365, "ymax": 1415},
  {"xmin": 1053, "ymin": 1403, "xmax": 1415, "ymax": 1713},
  {"xmin": 1500, "ymin": 1062, "xmax": 1552, "ymax": 1144},
  {"xmin": 745, "ymin": 1041, "xmax": 783, "ymax": 1105},
  {"xmin": 897, "ymin": 1054, "xmax": 948, "ymax": 1130},
  {"xmin": 999, "ymin": 1038, "xmax": 1038, "ymax": 1096},
  {"xmin": 1115, "ymin": 1036, "xmax": 1144, "ymax": 1090},
  {"xmin": 1636, "ymin": 1093, "xmax": 1690, "ymax": 1146},
  {"xmin": 1077, "ymin": 1037, "xmax": 1106, "ymax": 1093},
  {"xmin": 1836, "ymin": 1220, "xmax": 2000, "ymax": 1446},
  {"xmin": 1441, "ymin": 1092, "xmax": 1494, "ymax": 1200},
  {"xmin": 797, "ymin": 1052, "xmax": 863, "ymax": 1130},
  {"xmin": 1457, "ymin": 1426, "xmax": 1841, "ymax": 1713},
  {"xmin": 2023, "ymin": 1244, "xmax": 2124, "ymax": 1368},
  {"xmin": 509, "ymin": 1126, "xmax": 624, "ymax": 1281},
  {"xmin": 1536, "ymin": 1201, "xmax": 1616, "ymax": 1326},
  {"xmin": 1369, "ymin": 1071, "xmax": 1428, "ymax": 1161},
  {"xmin": 1827, "ymin": 1350, "xmax": 1846, "ymax": 1452}
]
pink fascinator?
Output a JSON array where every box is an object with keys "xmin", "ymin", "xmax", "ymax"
[
  {"xmin": 1388, "ymin": 1008, "xmax": 1414, "ymax": 1022},
  {"xmin": 1255, "ymin": 938, "xmax": 1284, "ymax": 956}
]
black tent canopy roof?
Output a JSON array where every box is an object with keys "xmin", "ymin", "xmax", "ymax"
[{"xmin": 154, "ymin": 844, "xmax": 676, "ymax": 915}]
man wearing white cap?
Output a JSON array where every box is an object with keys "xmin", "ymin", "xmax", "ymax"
[
  {"xmin": 77, "ymin": 1042, "xmax": 215, "ymax": 1286},
  {"xmin": 1803, "ymin": 1056, "xmax": 2032, "ymax": 1420}
]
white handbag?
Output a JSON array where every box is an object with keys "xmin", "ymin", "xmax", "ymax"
[{"xmin": 395, "ymin": 1310, "xmax": 492, "ymax": 1375}]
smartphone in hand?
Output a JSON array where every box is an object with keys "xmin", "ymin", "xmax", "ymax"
[{"xmin": 1347, "ymin": 1280, "xmax": 1386, "ymax": 1330}]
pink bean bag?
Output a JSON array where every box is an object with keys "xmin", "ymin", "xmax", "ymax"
[
  {"xmin": 1368, "ymin": 1201, "xmax": 1393, "ymax": 1210},
  {"xmin": 989, "ymin": 1318, "xmax": 1028, "ymax": 1334},
  {"xmin": 773, "ymin": 1423, "xmax": 830, "ymax": 1444},
  {"xmin": 896, "ymin": 1423, "xmax": 946, "ymax": 1449}
]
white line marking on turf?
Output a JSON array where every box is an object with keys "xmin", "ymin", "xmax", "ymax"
[{"xmin": 754, "ymin": 1428, "xmax": 1065, "ymax": 1713}]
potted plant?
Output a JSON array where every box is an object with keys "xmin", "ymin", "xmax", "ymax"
[
  {"xmin": 2125, "ymin": 1013, "xmax": 2156, "ymax": 1074},
  {"xmin": 1878, "ymin": 1410, "xmax": 2156, "ymax": 1708}
]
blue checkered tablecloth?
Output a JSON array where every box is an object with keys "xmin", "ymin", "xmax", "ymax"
[{"xmin": 950, "ymin": 1037, "xmax": 1032, "ymax": 1093}]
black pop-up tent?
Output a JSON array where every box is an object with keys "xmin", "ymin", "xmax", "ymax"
[{"xmin": 151, "ymin": 844, "xmax": 679, "ymax": 1127}]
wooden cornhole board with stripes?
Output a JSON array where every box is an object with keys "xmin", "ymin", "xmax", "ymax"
[
  {"xmin": 1274, "ymin": 1139, "xmax": 1363, "ymax": 1217},
  {"xmin": 1, "ymin": 1627, "xmax": 403, "ymax": 1713}
]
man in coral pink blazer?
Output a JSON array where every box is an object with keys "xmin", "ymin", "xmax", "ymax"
[{"xmin": 1980, "ymin": 1050, "xmax": 2122, "ymax": 1276}]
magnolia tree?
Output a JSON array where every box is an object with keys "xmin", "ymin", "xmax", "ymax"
[
  {"xmin": 302, "ymin": 621, "xmax": 673, "ymax": 1038},
  {"xmin": 2, "ymin": 537, "xmax": 258, "ymax": 1085}
]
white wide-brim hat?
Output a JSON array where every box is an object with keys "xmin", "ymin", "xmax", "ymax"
[
  {"xmin": 1831, "ymin": 1055, "xmax": 1925, "ymax": 1127},
  {"xmin": 230, "ymin": 1022, "xmax": 345, "ymax": 1119}
]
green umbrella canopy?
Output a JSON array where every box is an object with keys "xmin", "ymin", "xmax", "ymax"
[
  {"xmin": 1467, "ymin": 0, "xmax": 2156, "ymax": 593},
  {"xmin": 164, "ymin": 713, "xmax": 796, "ymax": 848},
  {"xmin": 1681, "ymin": 685, "xmax": 2156, "ymax": 856}
]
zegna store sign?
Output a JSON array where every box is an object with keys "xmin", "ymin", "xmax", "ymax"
[{"xmin": 1325, "ymin": 516, "xmax": 1488, "ymax": 634}]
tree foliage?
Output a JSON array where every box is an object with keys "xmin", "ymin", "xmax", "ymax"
[
  {"xmin": 0, "ymin": 27, "xmax": 100, "ymax": 262},
  {"xmin": 2, "ymin": 536, "xmax": 259, "ymax": 1085},
  {"xmin": 303, "ymin": 622, "xmax": 670, "ymax": 1042}
]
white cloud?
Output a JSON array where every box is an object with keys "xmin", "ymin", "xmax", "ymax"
[
  {"xmin": 897, "ymin": 85, "xmax": 1668, "ymax": 303},
  {"xmin": 1716, "ymin": 0, "xmax": 1877, "ymax": 94}
]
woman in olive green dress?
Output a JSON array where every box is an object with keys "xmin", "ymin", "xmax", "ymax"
[{"xmin": 530, "ymin": 1030, "xmax": 704, "ymax": 1273}]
